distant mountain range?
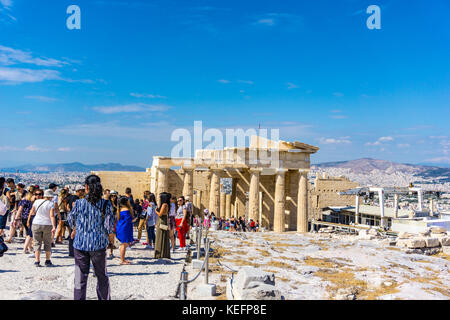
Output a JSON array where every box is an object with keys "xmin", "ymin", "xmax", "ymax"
[
  {"xmin": 0, "ymin": 162, "xmax": 146, "ymax": 173},
  {"xmin": 312, "ymin": 158, "xmax": 450, "ymax": 182}
]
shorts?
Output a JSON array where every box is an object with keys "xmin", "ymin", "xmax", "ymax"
[
  {"xmin": 0, "ymin": 214, "xmax": 7, "ymax": 229},
  {"xmin": 169, "ymin": 216, "xmax": 176, "ymax": 230},
  {"xmin": 32, "ymin": 224, "xmax": 53, "ymax": 252},
  {"xmin": 21, "ymin": 218, "xmax": 32, "ymax": 237}
]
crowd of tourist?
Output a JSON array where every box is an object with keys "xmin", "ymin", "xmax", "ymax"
[{"xmin": 0, "ymin": 174, "xmax": 261, "ymax": 300}]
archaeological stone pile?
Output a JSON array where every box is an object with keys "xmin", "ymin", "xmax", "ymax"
[
  {"xmin": 393, "ymin": 227, "xmax": 450, "ymax": 255},
  {"xmin": 317, "ymin": 226, "xmax": 450, "ymax": 256}
]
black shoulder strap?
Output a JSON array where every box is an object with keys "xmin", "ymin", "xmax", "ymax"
[{"xmin": 35, "ymin": 200, "xmax": 48, "ymax": 214}]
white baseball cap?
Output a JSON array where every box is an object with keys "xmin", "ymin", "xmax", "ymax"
[{"xmin": 75, "ymin": 184, "xmax": 85, "ymax": 191}]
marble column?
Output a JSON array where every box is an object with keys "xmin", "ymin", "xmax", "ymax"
[
  {"xmin": 355, "ymin": 195, "xmax": 360, "ymax": 224},
  {"xmin": 155, "ymin": 167, "xmax": 170, "ymax": 203},
  {"xmin": 220, "ymin": 191, "xmax": 226, "ymax": 218},
  {"xmin": 394, "ymin": 194, "xmax": 399, "ymax": 219},
  {"xmin": 208, "ymin": 169, "xmax": 221, "ymax": 216},
  {"xmin": 182, "ymin": 167, "xmax": 194, "ymax": 201},
  {"xmin": 429, "ymin": 199, "xmax": 434, "ymax": 217},
  {"xmin": 297, "ymin": 170, "xmax": 309, "ymax": 233},
  {"xmin": 225, "ymin": 194, "xmax": 231, "ymax": 219},
  {"xmin": 193, "ymin": 193, "xmax": 198, "ymax": 215},
  {"xmin": 248, "ymin": 168, "xmax": 261, "ymax": 222},
  {"xmin": 196, "ymin": 190, "xmax": 202, "ymax": 216},
  {"xmin": 274, "ymin": 169, "xmax": 287, "ymax": 232}
]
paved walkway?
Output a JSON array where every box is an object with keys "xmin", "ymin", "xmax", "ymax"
[{"xmin": 0, "ymin": 231, "xmax": 187, "ymax": 300}]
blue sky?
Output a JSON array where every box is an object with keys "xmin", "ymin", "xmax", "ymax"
[{"xmin": 0, "ymin": 0, "xmax": 449, "ymax": 167}]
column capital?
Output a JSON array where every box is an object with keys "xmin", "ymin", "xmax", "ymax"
[
  {"xmin": 299, "ymin": 169, "xmax": 310, "ymax": 174},
  {"xmin": 249, "ymin": 167, "xmax": 263, "ymax": 173},
  {"xmin": 157, "ymin": 166, "xmax": 170, "ymax": 171},
  {"xmin": 275, "ymin": 168, "xmax": 288, "ymax": 175}
]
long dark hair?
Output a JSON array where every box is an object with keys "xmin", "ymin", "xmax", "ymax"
[
  {"xmin": 85, "ymin": 175, "xmax": 103, "ymax": 204},
  {"xmin": 148, "ymin": 193, "xmax": 157, "ymax": 206},
  {"xmin": 159, "ymin": 192, "xmax": 171, "ymax": 211}
]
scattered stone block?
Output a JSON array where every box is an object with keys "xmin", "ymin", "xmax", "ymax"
[
  {"xmin": 442, "ymin": 246, "xmax": 450, "ymax": 255},
  {"xmin": 405, "ymin": 248, "xmax": 423, "ymax": 254},
  {"xmin": 396, "ymin": 239, "xmax": 409, "ymax": 248},
  {"xmin": 419, "ymin": 229, "xmax": 431, "ymax": 237},
  {"xmin": 368, "ymin": 228, "xmax": 379, "ymax": 236},
  {"xmin": 192, "ymin": 259, "xmax": 203, "ymax": 270},
  {"xmin": 439, "ymin": 237, "xmax": 450, "ymax": 247},
  {"xmin": 195, "ymin": 283, "xmax": 216, "ymax": 297},
  {"xmin": 240, "ymin": 283, "xmax": 282, "ymax": 300},
  {"xmin": 424, "ymin": 238, "xmax": 440, "ymax": 248},
  {"xmin": 423, "ymin": 247, "xmax": 441, "ymax": 256},
  {"xmin": 430, "ymin": 227, "xmax": 446, "ymax": 234},
  {"xmin": 21, "ymin": 290, "xmax": 68, "ymax": 300},
  {"xmin": 406, "ymin": 238, "xmax": 426, "ymax": 249},
  {"xmin": 398, "ymin": 232, "xmax": 414, "ymax": 239},
  {"xmin": 228, "ymin": 267, "xmax": 281, "ymax": 300}
]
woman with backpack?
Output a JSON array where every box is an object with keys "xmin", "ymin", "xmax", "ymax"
[{"xmin": 67, "ymin": 175, "xmax": 115, "ymax": 300}]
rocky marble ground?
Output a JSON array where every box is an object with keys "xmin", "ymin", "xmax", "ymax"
[
  {"xmin": 0, "ymin": 232, "xmax": 187, "ymax": 300},
  {"xmin": 201, "ymin": 230, "xmax": 450, "ymax": 300}
]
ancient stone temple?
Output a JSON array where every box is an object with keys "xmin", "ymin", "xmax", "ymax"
[{"xmin": 94, "ymin": 135, "xmax": 319, "ymax": 232}]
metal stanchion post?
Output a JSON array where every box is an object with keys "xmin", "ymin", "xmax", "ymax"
[
  {"xmin": 197, "ymin": 226, "xmax": 201, "ymax": 260},
  {"xmin": 180, "ymin": 271, "xmax": 188, "ymax": 300},
  {"xmin": 204, "ymin": 238, "xmax": 209, "ymax": 284}
]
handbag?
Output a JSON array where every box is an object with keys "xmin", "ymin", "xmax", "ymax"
[{"xmin": 159, "ymin": 219, "xmax": 169, "ymax": 231}]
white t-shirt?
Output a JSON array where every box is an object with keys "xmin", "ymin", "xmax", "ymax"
[
  {"xmin": 32, "ymin": 199, "xmax": 55, "ymax": 226},
  {"xmin": 176, "ymin": 205, "xmax": 185, "ymax": 219}
]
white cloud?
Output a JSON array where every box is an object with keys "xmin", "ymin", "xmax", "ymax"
[
  {"xmin": 397, "ymin": 143, "xmax": 410, "ymax": 148},
  {"xmin": 92, "ymin": 103, "xmax": 171, "ymax": 114},
  {"xmin": 329, "ymin": 115, "xmax": 348, "ymax": 119},
  {"xmin": 0, "ymin": 67, "xmax": 61, "ymax": 83},
  {"xmin": 237, "ymin": 80, "xmax": 254, "ymax": 85},
  {"xmin": 0, "ymin": 0, "xmax": 12, "ymax": 9},
  {"xmin": 256, "ymin": 18, "xmax": 275, "ymax": 26},
  {"xmin": 57, "ymin": 147, "xmax": 72, "ymax": 152},
  {"xmin": 0, "ymin": 45, "xmax": 66, "ymax": 67},
  {"xmin": 130, "ymin": 93, "xmax": 167, "ymax": 99},
  {"xmin": 55, "ymin": 121, "xmax": 176, "ymax": 142},
  {"xmin": 25, "ymin": 95, "xmax": 59, "ymax": 102},
  {"xmin": 318, "ymin": 137, "xmax": 351, "ymax": 145},
  {"xmin": 365, "ymin": 136, "xmax": 394, "ymax": 146},
  {"xmin": 24, "ymin": 145, "xmax": 49, "ymax": 152},
  {"xmin": 424, "ymin": 157, "xmax": 450, "ymax": 164},
  {"xmin": 286, "ymin": 82, "xmax": 298, "ymax": 89},
  {"xmin": 218, "ymin": 79, "xmax": 230, "ymax": 84}
]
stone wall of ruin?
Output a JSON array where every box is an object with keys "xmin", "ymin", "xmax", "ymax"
[
  {"xmin": 310, "ymin": 177, "xmax": 359, "ymax": 220},
  {"xmin": 93, "ymin": 171, "xmax": 151, "ymax": 199}
]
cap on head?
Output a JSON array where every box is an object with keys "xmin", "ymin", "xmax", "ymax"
[{"xmin": 75, "ymin": 184, "xmax": 85, "ymax": 191}]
